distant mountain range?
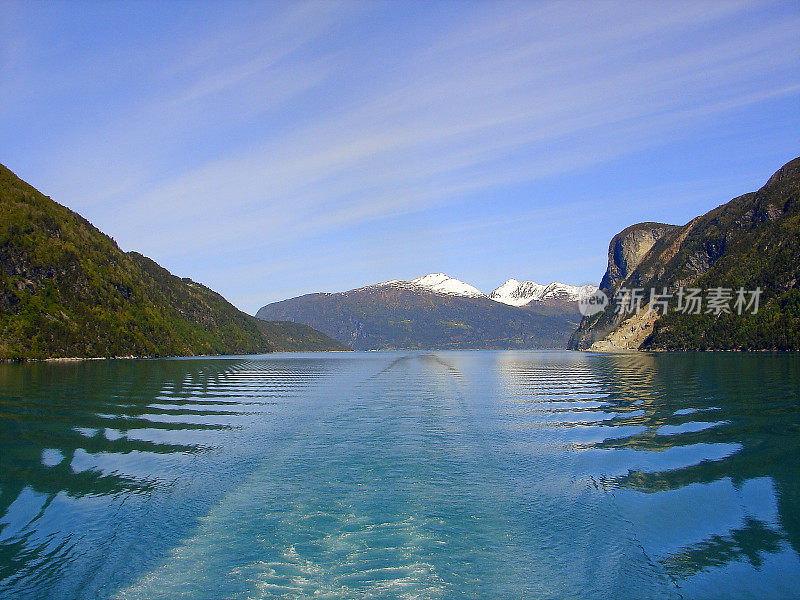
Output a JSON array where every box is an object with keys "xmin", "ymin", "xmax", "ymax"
[
  {"xmin": 0, "ymin": 164, "xmax": 345, "ymax": 359},
  {"xmin": 489, "ymin": 279, "xmax": 597, "ymax": 307},
  {"xmin": 256, "ymin": 273, "xmax": 591, "ymax": 350},
  {"xmin": 569, "ymin": 156, "xmax": 800, "ymax": 351},
  {"xmin": 364, "ymin": 273, "xmax": 593, "ymax": 307}
]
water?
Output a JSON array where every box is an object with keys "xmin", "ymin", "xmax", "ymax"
[{"xmin": 1, "ymin": 351, "xmax": 799, "ymax": 599}]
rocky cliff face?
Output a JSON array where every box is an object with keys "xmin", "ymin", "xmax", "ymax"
[
  {"xmin": 568, "ymin": 156, "xmax": 800, "ymax": 351},
  {"xmin": 598, "ymin": 223, "xmax": 679, "ymax": 291},
  {"xmin": 568, "ymin": 222, "xmax": 677, "ymax": 349}
]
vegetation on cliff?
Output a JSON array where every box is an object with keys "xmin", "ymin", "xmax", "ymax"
[
  {"xmin": 645, "ymin": 159, "xmax": 800, "ymax": 350},
  {"xmin": 0, "ymin": 164, "xmax": 345, "ymax": 359},
  {"xmin": 570, "ymin": 157, "xmax": 800, "ymax": 351}
]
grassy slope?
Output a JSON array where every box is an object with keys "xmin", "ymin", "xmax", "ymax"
[{"xmin": 0, "ymin": 164, "xmax": 344, "ymax": 359}]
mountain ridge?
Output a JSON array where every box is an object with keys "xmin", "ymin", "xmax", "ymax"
[
  {"xmin": 489, "ymin": 279, "xmax": 597, "ymax": 307},
  {"xmin": 304, "ymin": 272, "xmax": 593, "ymax": 308},
  {"xmin": 0, "ymin": 163, "xmax": 346, "ymax": 359},
  {"xmin": 569, "ymin": 156, "xmax": 800, "ymax": 351},
  {"xmin": 256, "ymin": 277, "xmax": 583, "ymax": 350}
]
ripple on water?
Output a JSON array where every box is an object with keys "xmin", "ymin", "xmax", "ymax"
[{"xmin": 2, "ymin": 352, "xmax": 800, "ymax": 599}]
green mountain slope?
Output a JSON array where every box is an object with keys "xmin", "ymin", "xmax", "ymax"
[
  {"xmin": 569, "ymin": 156, "xmax": 800, "ymax": 351},
  {"xmin": 254, "ymin": 319, "xmax": 348, "ymax": 352},
  {"xmin": 0, "ymin": 164, "xmax": 345, "ymax": 359},
  {"xmin": 256, "ymin": 284, "xmax": 582, "ymax": 350}
]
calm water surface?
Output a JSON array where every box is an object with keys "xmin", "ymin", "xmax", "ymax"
[{"xmin": 1, "ymin": 351, "xmax": 799, "ymax": 599}]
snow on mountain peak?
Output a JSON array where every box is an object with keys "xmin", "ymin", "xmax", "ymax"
[
  {"xmin": 490, "ymin": 279, "xmax": 597, "ymax": 306},
  {"xmin": 410, "ymin": 273, "xmax": 487, "ymax": 298},
  {"xmin": 490, "ymin": 280, "xmax": 543, "ymax": 306},
  {"xmin": 491, "ymin": 278, "xmax": 520, "ymax": 296},
  {"xmin": 372, "ymin": 273, "xmax": 596, "ymax": 305}
]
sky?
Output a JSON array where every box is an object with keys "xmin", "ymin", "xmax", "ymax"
[{"xmin": 1, "ymin": 1, "xmax": 799, "ymax": 313}]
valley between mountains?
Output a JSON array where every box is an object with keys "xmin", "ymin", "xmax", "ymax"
[{"xmin": 2, "ymin": 157, "xmax": 798, "ymax": 359}]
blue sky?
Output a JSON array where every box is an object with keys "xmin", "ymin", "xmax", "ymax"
[{"xmin": 1, "ymin": 1, "xmax": 798, "ymax": 312}]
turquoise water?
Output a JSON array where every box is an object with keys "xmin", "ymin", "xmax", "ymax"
[{"xmin": 1, "ymin": 351, "xmax": 799, "ymax": 599}]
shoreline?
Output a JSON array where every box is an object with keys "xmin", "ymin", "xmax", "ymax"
[
  {"xmin": 1, "ymin": 355, "xmax": 146, "ymax": 364},
  {"xmin": 1, "ymin": 349, "xmax": 356, "ymax": 363},
  {"xmin": 3, "ymin": 347, "xmax": 799, "ymax": 364}
]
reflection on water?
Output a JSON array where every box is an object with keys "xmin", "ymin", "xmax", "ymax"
[
  {"xmin": 1, "ymin": 351, "xmax": 799, "ymax": 599},
  {"xmin": 590, "ymin": 354, "xmax": 800, "ymax": 572},
  {"xmin": 0, "ymin": 357, "xmax": 336, "ymax": 598},
  {"xmin": 497, "ymin": 352, "xmax": 800, "ymax": 596}
]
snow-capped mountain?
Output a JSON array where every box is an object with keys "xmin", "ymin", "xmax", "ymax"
[
  {"xmin": 490, "ymin": 279, "xmax": 597, "ymax": 306},
  {"xmin": 256, "ymin": 272, "xmax": 592, "ymax": 350},
  {"xmin": 368, "ymin": 273, "xmax": 594, "ymax": 306},
  {"xmin": 410, "ymin": 273, "xmax": 486, "ymax": 298},
  {"xmin": 488, "ymin": 279, "xmax": 547, "ymax": 306},
  {"xmin": 257, "ymin": 273, "xmax": 581, "ymax": 350},
  {"xmin": 370, "ymin": 273, "xmax": 487, "ymax": 298}
]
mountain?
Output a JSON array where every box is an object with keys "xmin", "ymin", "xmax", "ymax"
[
  {"xmin": 371, "ymin": 274, "xmax": 487, "ymax": 299},
  {"xmin": 256, "ymin": 275, "xmax": 582, "ymax": 350},
  {"xmin": 569, "ymin": 156, "xmax": 800, "ymax": 351},
  {"xmin": 374, "ymin": 274, "xmax": 593, "ymax": 308},
  {"xmin": 253, "ymin": 319, "xmax": 348, "ymax": 352},
  {"xmin": 408, "ymin": 273, "xmax": 486, "ymax": 298},
  {"xmin": 0, "ymin": 164, "xmax": 346, "ymax": 359},
  {"xmin": 567, "ymin": 223, "xmax": 679, "ymax": 350},
  {"xmin": 490, "ymin": 279, "xmax": 597, "ymax": 307}
]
